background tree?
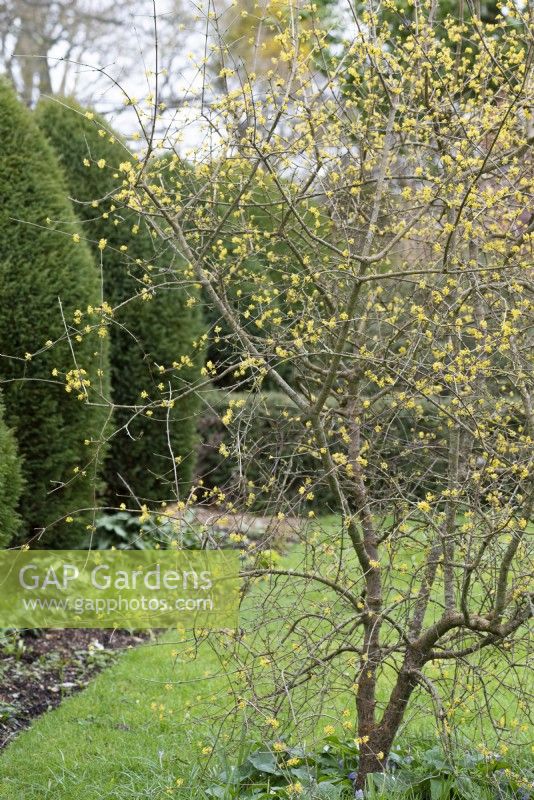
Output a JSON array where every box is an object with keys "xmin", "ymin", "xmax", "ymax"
[
  {"xmin": 0, "ymin": 79, "xmax": 109, "ymax": 546},
  {"xmin": 0, "ymin": 391, "xmax": 23, "ymax": 548},
  {"xmin": 36, "ymin": 97, "xmax": 204, "ymax": 505},
  {"xmin": 0, "ymin": 0, "xmax": 196, "ymax": 113},
  {"xmin": 0, "ymin": 0, "xmax": 135, "ymax": 104},
  {"xmin": 120, "ymin": 0, "xmax": 533, "ymax": 791}
]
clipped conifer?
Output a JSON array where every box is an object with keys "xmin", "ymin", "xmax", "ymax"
[
  {"xmin": 0, "ymin": 392, "xmax": 23, "ymax": 548},
  {"xmin": 0, "ymin": 80, "xmax": 110, "ymax": 546},
  {"xmin": 35, "ymin": 98, "xmax": 204, "ymax": 505}
]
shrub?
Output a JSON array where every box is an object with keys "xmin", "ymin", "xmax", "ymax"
[
  {"xmin": 35, "ymin": 98, "xmax": 204, "ymax": 505},
  {"xmin": 85, "ymin": 509, "xmax": 226, "ymax": 550},
  {"xmin": 0, "ymin": 393, "xmax": 23, "ymax": 548},
  {"xmin": 195, "ymin": 391, "xmax": 451, "ymax": 512},
  {"xmin": 153, "ymin": 157, "xmax": 323, "ymax": 391},
  {"xmin": 195, "ymin": 390, "xmax": 337, "ymax": 511},
  {"xmin": 0, "ymin": 80, "xmax": 110, "ymax": 547}
]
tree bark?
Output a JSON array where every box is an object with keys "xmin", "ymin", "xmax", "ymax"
[{"xmin": 354, "ymin": 651, "xmax": 423, "ymax": 792}]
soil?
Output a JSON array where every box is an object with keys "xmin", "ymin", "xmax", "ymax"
[{"xmin": 0, "ymin": 628, "xmax": 147, "ymax": 750}]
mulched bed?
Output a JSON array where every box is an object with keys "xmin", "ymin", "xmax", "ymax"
[{"xmin": 0, "ymin": 628, "xmax": 146, "ymax": 750}]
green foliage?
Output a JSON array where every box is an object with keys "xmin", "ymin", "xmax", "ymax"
[
  {"xmin": 35, "ymin": 97, "xmax": 204, "ymax": 505},
  {"xmin": 0, "ymin": 702, "xmax": 18, "ymax": 724},
  {"xmin": 205, "ymin": 737, "xmax": 533, "ymax": 799},
  {"xmin": 0, "ymin": 393, "xmax": 23, "ymax": 547},
  {"xmin": 0, "ymin": 80, "xmax": 109, "ymax": 546},
  {"xmin": 206, "ymin": 739, "xmax": 353, "ymax": 799},
  {"xmin": 0, "ymin": 629, "xmax": 26, "ymax": 660},
  {"xmin": 86, "ymin": 509, "xmax": 228, "ymax": 550},
  {"xmin": 84, "ymin": 511, "xmax": 160, "ymax": 550}
]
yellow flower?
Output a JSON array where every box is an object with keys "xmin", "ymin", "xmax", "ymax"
[
  {"xmin": 98, "ymin": 238, "xmax": 107, "ymax": 250},
  {"xmin": 287, "ymin": 783, "xmax": 303, "ymax": 795},
  {"xmin": 97, "ymin": 159, "xmax": 106, "ymax": 169},
  {"xmin": 72, "ymin": 233, "xmax": 80, "ymax": 243},
  {"xmin": 323, "ymin": 725, "xmax": 335, "ymax": 735}
]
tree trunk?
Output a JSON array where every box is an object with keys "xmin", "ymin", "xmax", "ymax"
[
  {"xmin": 354, "ymin": 741, "xmax": 388, "ymax": 793},
  {"xmin": 353, "ymin": 654, "xmax": 423, "ymax": 793}
]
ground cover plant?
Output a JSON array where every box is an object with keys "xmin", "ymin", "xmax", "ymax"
[{"xmin": 204, "ymin": 736, "xmax": 534, "ymax": 799}]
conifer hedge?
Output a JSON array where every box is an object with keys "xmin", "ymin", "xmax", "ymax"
[
  {"xmin": 35, "ymin": 98, "xmax": 204, "ymax": 505},
  {"xmin": 0, "ymin": 80, "xmax": 110, "ymax": 546},
  {"xmin": 0, "ymin": 392, "xmax": 23, "ymax": 548}
]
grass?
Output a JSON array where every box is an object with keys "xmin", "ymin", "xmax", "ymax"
[
  {"xmin": 255, "ymin": 518, "xmax": 532, "ymax": 750},
  {"xmin": 0, "ymin": 632, "xmax": 227, "ymax": 799},
  {"xmin": 0, "ymin": 518, "xmax": 531, "ymax": 799}
]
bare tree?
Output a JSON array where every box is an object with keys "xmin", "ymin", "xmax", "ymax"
[
  {"xmin": 0, "ymin": 0, "xmax": 194, "ymax": 109},
  {"xmin": 48, "ymin": 0, "xmax": 533, "ymax": 792}
]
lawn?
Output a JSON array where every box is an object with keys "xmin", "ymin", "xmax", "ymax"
[
  {"xmin": 0, "ymin": 632, "xmax": 227, "ymax": 799},
  {"xmin": 0, "ymin": 522, "xmax": 531, "ymax": 799}
]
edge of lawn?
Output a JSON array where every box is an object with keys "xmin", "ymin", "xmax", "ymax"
[{"xmin": 0, "ymin": 631, "xmax": 226, "ymax": 800}]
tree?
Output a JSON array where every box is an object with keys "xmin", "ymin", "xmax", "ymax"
[
  {"xmin": 35, "ymin": 97, "xmax": 204, "ymax": 505},
  {"xmin": 0, "ymin": 0, "xmax": 135, "ymax": 104},
  {"xmin": 0, "ymin": 79, "xmax": 110, "ymax": 547},
  {"xmin": 115, "ymin": 0, "xmax": 533, "ymax": 790},
  {"xmin": 156, "ymin": 157, "xmax": 318, "ymax": 389},
  {"xmin": 0, "ymin": 392, "xmax": 23, "ymax": 548},
  {"xmin": 0, "ymin": 0, "xmax": 196, "ymax": 112}
]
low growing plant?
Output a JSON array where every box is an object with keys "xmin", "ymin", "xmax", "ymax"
[
  {"xmin": 85, "ymin": 509, "xmax": 229, "ymax": 550},
  {"xmin": 204, "ymin": 738, "xmax": 533, "ymax": 800}
]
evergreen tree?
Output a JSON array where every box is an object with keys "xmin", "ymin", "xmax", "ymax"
[
  {"xmin": 36, "ymin": 98, "xmax": 204, "ymax": 505},
  {"xmin": 0, "ymin": 80, "xmax": 110, "ymax": 546},
  {"xmin": 0, "ymin": 392, "xmax": 23, "ymax": 548}
]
